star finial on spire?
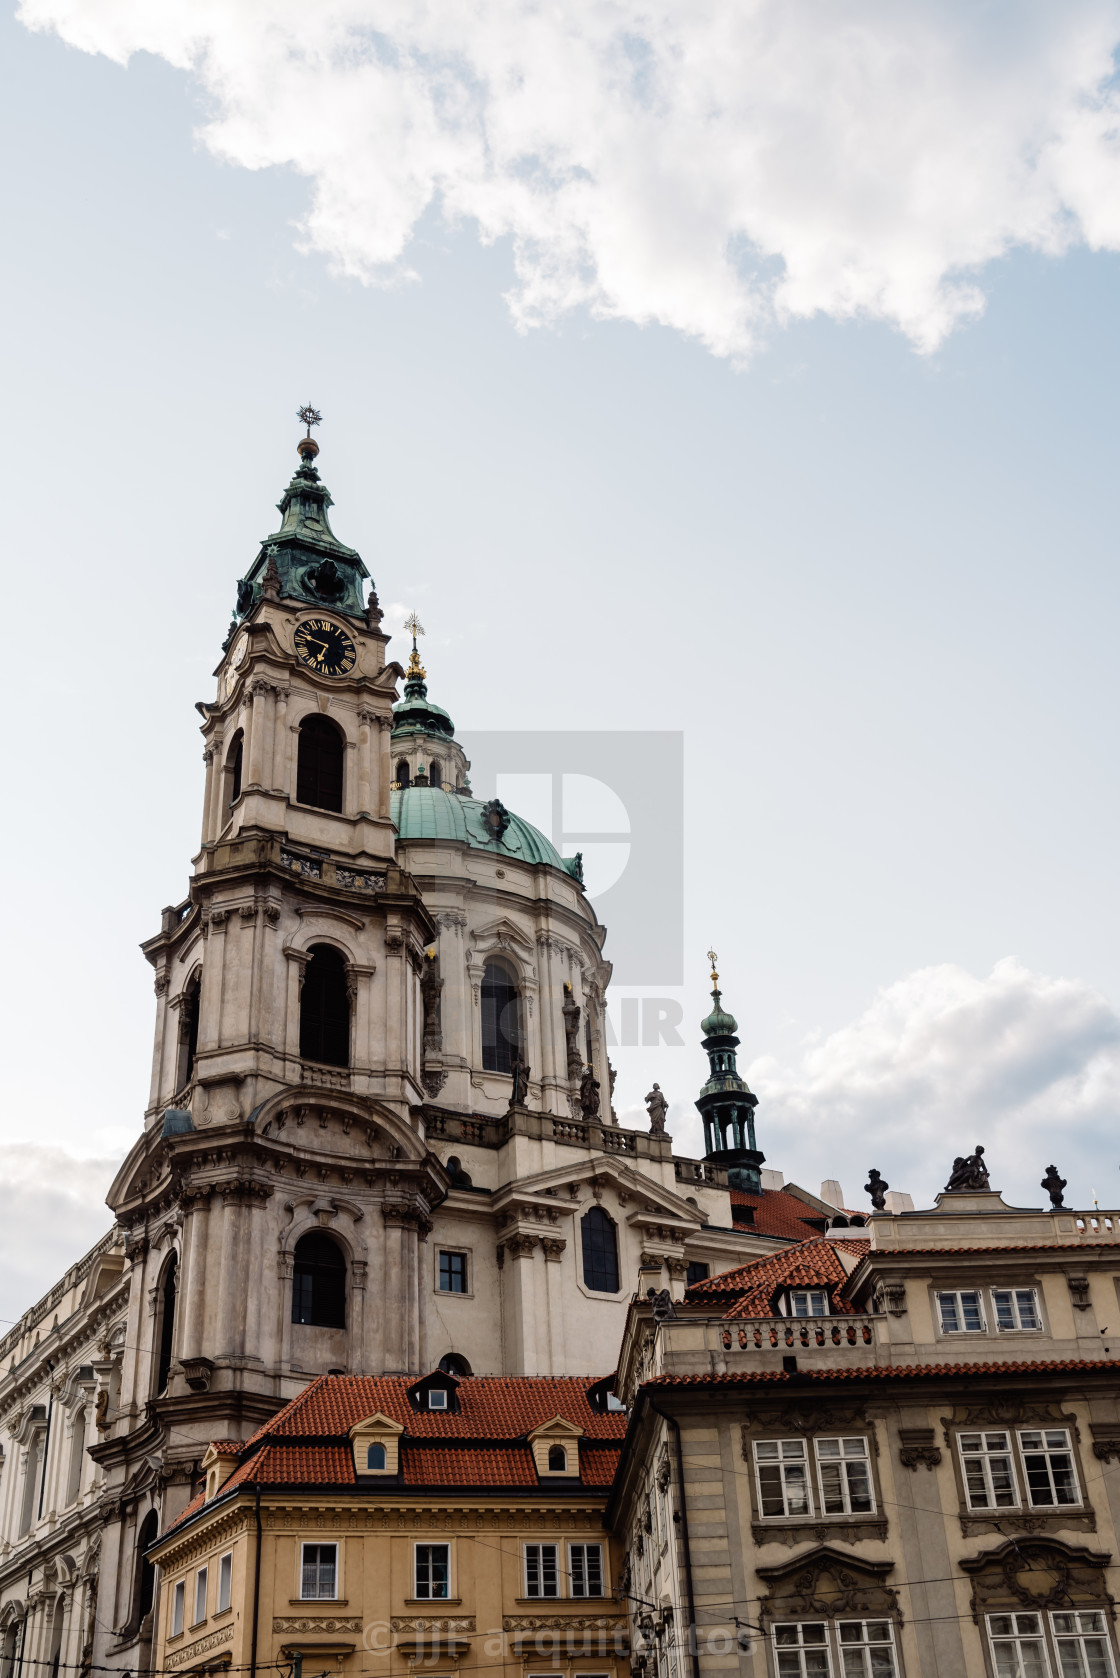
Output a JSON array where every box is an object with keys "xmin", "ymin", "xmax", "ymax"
[
  {"xmin": 403, "ymin": 611, "xmax": 427, "ymax": 680},
  {"xmin": 297, "ymin": 404, "xmax": 323, "ymax": 438},
  {"xmin": 707, "ymin": 948, "xmax": 719, "ymax": 987}
]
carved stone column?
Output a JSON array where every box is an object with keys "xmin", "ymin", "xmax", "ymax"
[
  {"xmin": 177, "ymin": 1190, "xmax": 212, "ymax": 1361},
  {"xmin": 245, "ymin": 681, "xmax": 275, "ymax": 790},
  {"xmin": 200, "ymin": 747, "xmax": 215, "ymax": 848},
  {"xmin": 498, "ymin": 1233, "xmax": 540, "ymax": 1376},
  {"xmin": 540, "ymin": 1237, "xmax": 568, "ymax": 1375},
  {"xmin": 378, "ymin": 716, "xmax": 392, "ymax": 818},
  {"xmin": 357, "ymin": 709, "xmax": 377, "ymax": 817},
  {"xmin": 270, "ymin": 688, "xmax": 290, "ymax": 792}
]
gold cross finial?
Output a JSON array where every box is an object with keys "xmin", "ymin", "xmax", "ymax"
[
  {"xmin": 403, "ymin": 611, "xmax": 426, "ymax": 679},
  {"xmin": 707, "ymin": 948, "xmax": 719, "ymax": 986}
]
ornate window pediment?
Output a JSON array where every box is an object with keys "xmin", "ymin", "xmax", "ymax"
[
  {"xmin": 960, "ymin": 1537, "xmax": 1113, "ymax": 1621},
  {"xmin": 755, "ymin": 1548, "xmax": 897, "ymax": 1629}
]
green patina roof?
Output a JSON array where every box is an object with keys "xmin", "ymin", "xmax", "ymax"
[
  {"xmin": 700, "ymin": 986, "xmax": 739, "ymax": 1039},
  {"xmin": 391, "ymin": 787, "xmax": 580, "ymax": 877},
  {"xmin": 235, "ymin": 440, "xmax": 370, "ymax": 624}
]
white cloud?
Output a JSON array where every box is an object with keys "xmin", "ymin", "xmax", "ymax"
[
  {"xmin": 751, "ymin": 958, "xmax": 1120, "ymax": 1212},
  {"xmin": 0, "ymin": 1147, "xmax": 120, "ymax": 1331},
  {"xmin": 17, "ymin": 0, "xmax": 1120, "ymax": 358}
]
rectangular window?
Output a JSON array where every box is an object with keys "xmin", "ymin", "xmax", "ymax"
[
  {"xmin": 986, "ymin": 1613, "xmax": 1049, "ymax": 1678},
  {"xmin": 171, "ymin": 1581, "xmax": 185, "ymax": 1638},
  {"xmin": 685, "ymin": 1262, "xmax": 710, "ymax": 1288},
  {"xmin": 428, "ymin": 1389, "xmax": 449, "ymax": 1410},
  {"xmin": 1018, "ymin": 1430, "xmax": 1080, "ymax": 1507},
  {"xmin": 815, "ymin": 1438, "xmax": 875, "ymax": 1515},
  {"xmin": 790, "ymin": 1290, "xmax": 829, "ymax": 1317},
  {"xmin": 754, "ymin": 1440, "xmax": 812, "ymax": 1518},
  {"xmin": 570, "ymin": 1543, "xmax": 604, "ymax": 1598},
  {"xmin": 525, "ymin": 1543, "xmax": 560, "ymax": 1598},
  {"xmin": 414, "ymin": 1544, "xmax": 450, "ymax": 1600},
  {"xmin": 773, "ymin": 1622, "xmax": 830, "ymax": 1678},
  {"xmin": 439, "ymin": 1252, "xmax": 468, "ymax": 1294},
  {"xmin": 217, "ymin": 1553, "xmax": 233, "ymax": 1614},
  {"xmin": 993, "ymin": 1289, "xmax": 1041, "ymax": 1331},
  {"xmin": 1051, "ymin": 1611, "xmax": 1116, "ymax": 1677},
  {"xmin": 938, "ymin": 1290, "xmax": 986, "ymax": 1333},
  {"xmin": 193, "ymin": 1567, "xmax": 208, "ymax": 1625},
  {"xmin": 301, "ymin": 1543, "xmax": 337, "ymax": 1600},
  {"xmin": 837, "ymin": 1621, "xmax": 898, "ymax": 1678},
  {"xmin": 959, "ymin": 1432, "xmax": 1019, "ymax": 1510}
]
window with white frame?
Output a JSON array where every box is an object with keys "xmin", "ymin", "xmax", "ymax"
[
  {"xmin": 300, "ymin": 1543, "xmax": 337, "ymax": 1600},
  {"xmin": 937, "ymin": 1290, "xmax": 985, "ymax": 1333},
  {"xmin": 192, "ymin": 1567, "xmax": 207, "ymax": 1625},
  {"xmin": 217, "ymin": 1553, "xmax": 232, "ymax": 1614},
  {"xmin": 815, "ymin": 1438, "xmax": 875, "ymax": 1515},
  {"xmin": 773, "ymin": 1621, "xmax": 899, "ymax": 1678},
  {"xmin": 427, "ymin": 1389, "xmax": 449, "ymax": 1411},
  {"xmin": 836, "ymin": 1621, "xmax": 898, "ymax": 1677},
  {"xmin": 755, "ymin": 1440, "xmax": 812, "ymax": 1517},
  {"xmin": 958, "ymin": 1432, "xmax": 1019, "ymax": 1510},
  {"xmin": 569, "ymin": 1543, "xmax": 604, "ymax": 1598},
  {"xmin": 772, "ymin": 1622, "xmax": 830, "ymax": 1677},
  {"xmin": 524, "ymin": 1543, "xmax": 559, "ymax": 1598},
  {"xmin": 1051, "ymin": 1610, "xmax": 1117, "ymax": 1676},
  {"xmin": 1018, "ymin": 1429, "xmax": 1080, "ymax": 1507},
  {"xmin": 414, "ymin": 1543, "xmax": 450, "ymax": 1600},
  {"xmin": 790, "ymin": 1290, "xmax": 829, "ymax": 1318},
  {"xmin": 985, "ymin": 1613, "xmax": 1046, "ymax": 1678},
  {"xmin": 170, "ymin": 1581, "xmax": 185, "ymax": 1638},
  {"xmin": 992, "ymin": 1289, "xmax": 1041, "ymax": 1331}
]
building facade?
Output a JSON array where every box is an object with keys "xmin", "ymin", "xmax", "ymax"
[
  {"xmin": 611, "ymin": 1172, "xmax": 1120, "ymax": 1678},
  {"xmin": 0, "ymin": 425, "xmax": 834, "ymax": 1678},
  {"xmin": 148, "ymin": 1372, "xmax": 628, "ymax": 1678}
]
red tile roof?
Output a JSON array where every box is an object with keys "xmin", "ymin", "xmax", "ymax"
[
  {"xmin": 857, "ymin": 1243, "xmax": 1120, "ymax": 1257},
  {"xmin": 245, "ymin": 1373, "xmax": 623, "ymax": 1443},
  {"xmin": 686, "ymin": 1237, "xmax": 868, "ymax": 1318},
  {"xmin": 730, "ymin": 1187, "xmax": 833, "ymax": 1241},
  {"xmin": 644, "ymin": 1356, "xmax": 1120, "ymax": 1388},
  {"xmin": 402, "ymin": 1447, "xmax": 539, "ymax": 1486}
]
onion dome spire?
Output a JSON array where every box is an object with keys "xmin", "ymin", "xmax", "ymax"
[{"xmin": 695, "ymin": 949, "xmax": 764, "ymax": 1192}]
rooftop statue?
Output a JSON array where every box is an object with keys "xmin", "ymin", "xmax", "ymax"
[
  {"xmin": 864, "ymin": 1168, "xmax": 888, "ymax": 1211},
  {"xmin": 944, "ymin": 1145, "xmax": 989, "ymax": 1193},
  {"xmin": 579, "ymin": 1065, "xmax": 601, "ymax": 1120},
  {"xmin": 1041, "ymin": 1164, "xmax": 1067, "ymax": 1208},
  {"xmin": 645, "ymin": 1083, "xmax": 669, "ymax": 1135}
]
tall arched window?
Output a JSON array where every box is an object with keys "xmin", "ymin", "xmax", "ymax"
[
  {"xmin": 396, "ymin": 759, "xmax": 410, "ymax": 789},
  {"xmin": 296, "ymin": 715, "xmax": 344, "ymax": 812},
  {"xmin": 1, "ymin": 1621, "xmax": 21, "ymax": 1678},
  {"xmin": 581, "ymin": 1207, "xmax": 620, "ymax": 1293},
  {"xmin": 439, "ymin": 1353, "xmax": 471, "ymax": 1377},
  {"xmin": 176, "ymin": 973, "xmax": 201, "ymax": 1092},
  {"xmin": 292, "ymin": 1232, "xmax": 347, "ymax": 1328},
  {"xmin": 135, "ymin": 1509, "xmax": 159, "ymax": 1626},
  {"xmin": 300, "ymin": 945, "xmax": 350, "ymax": 1066},
  {"xmin": 481, "ymin": 961, "xmax": 520, "ymax": 1075},
  {"xmin": 429, "ymin": 760, "xmax": 442, "ymax": 788},
  {"xmin": 548, "ymin": 1444, "xmax": 568, "ymax": 1471},
  {"xmin": 366, "ymin": 1442, "xmax": 386, "ymax": 1470},
  {"xmin": 225, "ymin": 731, "xmax": 243, "ymax": 817},
  {"xmin": 156, "ymin": 1254, "xmax": 178, "ymax": 1394}
]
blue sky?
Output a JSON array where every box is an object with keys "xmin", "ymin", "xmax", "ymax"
[{"xmin": 3, "ymin": 2, "xmax": 1120, "ymax": 1313}]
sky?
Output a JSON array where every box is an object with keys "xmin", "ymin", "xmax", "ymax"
[{"xmin": 2, "ymin": 0, "xmax": 1120, "ymax": 1320}]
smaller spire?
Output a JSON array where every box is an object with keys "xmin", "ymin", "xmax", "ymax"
[{"xmin": 404, "ymin": 611, "xmax": 427, "ymax": 686}]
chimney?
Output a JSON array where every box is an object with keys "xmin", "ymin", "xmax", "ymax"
[
  {"xmin": 820, "ymin": 1179, "xmax": 845, "ymax": 1209},
  {"xmin": 884, "ymin": 1191, "xmax": 915, "ymax": 1214}
]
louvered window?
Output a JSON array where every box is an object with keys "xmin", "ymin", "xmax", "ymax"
[
  {"xmin": 300, "ymin": 945, "xmax": 350, "ymax": 1066},
  {"xmin": 296, "ymin": 715, "xmax": 344, "ymax": 811}
]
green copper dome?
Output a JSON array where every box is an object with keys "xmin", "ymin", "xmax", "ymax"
[
  {"xmin": 391, "ymin": 787, "xmax": 582, "ymax": 878},
  {"xmin": 701, "ymin": 987, "xmax": 738, "ymax": 1039}
]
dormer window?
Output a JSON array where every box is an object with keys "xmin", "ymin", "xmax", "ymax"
[
  {"xmin": 428, "ymin": 1389, "xmax": 448, "ymax": 1411},
  {"xmin": 789, "ymin": 1290, "xmax": 829, "ymax": 1318},
  {"xmin": 548, "ymin": 1445, "xmax": 568, "ymax": 1472},
  {"xmin": 367, "ymin": 1442, "xmax": 386, "ymax": 1470}
]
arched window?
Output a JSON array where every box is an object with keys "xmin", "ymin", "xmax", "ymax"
[
  {"xmin": 481, "ymin": 961, "xmax": 520, "ymax": 1075},
  {"xmin": 299, "ymin": 945, "xmax": 350, "ymax": 1066},
  {"xmin": 66, "ymin": 1406, "xmax": 86, "ymax": 1505},
  {"xmin": 438, "ymin": 1353, "xmax": 472, "ymax": 1378},
  {"xmin": 366, "ymin": 1442, "xmax": 386, "ymax": 1470},
  {"xmin": 292, "ymin": 1232, "xmax": 347, "ymax": 1328},
  {"xmin": 47, "ymin": 1599, "xmax": 64, "ymax": 1678},
  {"xmin": 581, "ymin": 1207, "xmax": 619, "ymax": 1293},
  {"xmin": 548, "ymin": 1444, "xmax": 568, "ymax": 1472},
  {"xmin": 155, "ymin": 1255, "xmax": 177, "ymax": 1395},
  {"xmin": 1, "ymin": 1621, "xmax": 21, "ymax": 1678},
  {"xmin": 226, "ymin": 732, "xmax": 243, "ymax": 816},
  {"xmin": 176, "ymin": 973, "xmax": 201, "ymax": 1092},
  {"xmin": 136, "ymin": 1508, "xmax": 159, "ymax": 1624},
  {"xmin": 396, "ymin": 759, "xmax": 410, "ymax": 789},
  {"xmin": 429, "ymin": 760, "xmax": 442, "ymax": 788},
  {"xmin": 296, "ymin": 715, "xmax": 344, "ymax": 812}
]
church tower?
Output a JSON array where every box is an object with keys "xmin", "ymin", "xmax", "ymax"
[{"xmin": 696, "ymin": 953, "xmax": 764, "ymax": 1192}]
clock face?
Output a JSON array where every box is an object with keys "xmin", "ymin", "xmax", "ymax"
[
  {"xmin": 294, "ymin": 617, "xmax": 357, "ymax": 677},
  {"xmin": 229, "ymin": 631, "xmax": 249, "ymax": 669}
]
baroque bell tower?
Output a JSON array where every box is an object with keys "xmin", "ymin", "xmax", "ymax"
[{"xmin": 94, "ymin": 419, "xmax": 450, "ymax": 1625}]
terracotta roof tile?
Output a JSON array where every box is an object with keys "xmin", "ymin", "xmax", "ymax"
[
  {"xmin": 730, "ymin": 1188, "xmax": 831, "ymax": 1241},
  {"xmin": 686, "ymin": 1238, "xmax": 863, "ymax": 1318},
  {"xmin": 858, "ymin": 1243, "xmax": 1120, "ymax": 1258},
  {"xmin": 644, "ymin": 1356, "xmax": 1120, "ymax": 1388},
  {"xmin": 401, "ymin": 1446, "xmax": 538, "ymax": 1486},
  {"xmin": 247, "ymin": 1374, "xmax": 625, "ymax": 1441}
]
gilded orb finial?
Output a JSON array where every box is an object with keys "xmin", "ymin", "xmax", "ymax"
[
  {"xmin": 707, "ymin": 947, "xmax": 719, "ymax": 987},
  {"xmin": 296, "ymin": 403, "xmax": 322, "ymax": 462},
  {"xmin": 404, "ymin": 611, "xmax": 427, "ymax": 679}
]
